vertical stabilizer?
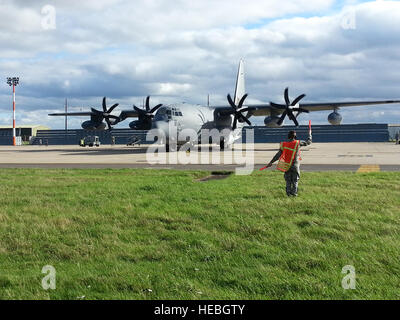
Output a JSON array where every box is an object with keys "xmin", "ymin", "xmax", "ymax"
[{"xmin": 234, "ymin": 59, "xmax": 246, "ymax": 105}]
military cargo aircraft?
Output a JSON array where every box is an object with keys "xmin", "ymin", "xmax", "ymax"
[{"xmin": 49, "ymin": 60, "xmax": 400, "ymax": 151}]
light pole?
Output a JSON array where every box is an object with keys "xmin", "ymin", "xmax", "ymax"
[{"xmin": 6, "ymin": 77, "xmax": 19, "ymax": 146}]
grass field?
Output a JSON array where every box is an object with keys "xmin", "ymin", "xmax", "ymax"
[{"xmin": 0, "ymin": 168, "xmax": 399, "ymax": 300}]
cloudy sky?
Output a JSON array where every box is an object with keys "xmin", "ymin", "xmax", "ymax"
[{"xmin": 1, "ymin": 0, "xmax": 400, "ymax": 129}]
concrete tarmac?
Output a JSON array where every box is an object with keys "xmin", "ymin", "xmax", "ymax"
[{"xmin": 0, "ymin": 142, "xmax": 399, "ymax": 171}]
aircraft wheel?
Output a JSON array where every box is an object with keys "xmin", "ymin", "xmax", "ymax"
[{"xmin": 220, "ymin": 137, "xmax": 225, "ymax": 151}]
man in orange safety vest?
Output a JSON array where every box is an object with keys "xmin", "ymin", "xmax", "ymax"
[{"xmin": 265, "ymin": 130, "xmax": 312, "ymax": 196}]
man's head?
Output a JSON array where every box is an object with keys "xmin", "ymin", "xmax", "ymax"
[{"xmin": 288, "ymin": 130, "xmax": 297, "ymax": 140}]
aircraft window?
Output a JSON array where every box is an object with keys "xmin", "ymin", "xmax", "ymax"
[
  {"xmin": 178, "ymin": 112, "xmax": 183, "ymax": 116},
  {"xmin": 158, "ymin": 108, "xmax": 166, "ymax": 115},
  {"xmin": 166, "ymin": 109, "xmax": 171, "ymax": 115}
]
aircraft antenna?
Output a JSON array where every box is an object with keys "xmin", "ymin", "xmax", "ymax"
[{"xmin": 65, "ymin": 98, "xmax": 68, "ymax": 133}]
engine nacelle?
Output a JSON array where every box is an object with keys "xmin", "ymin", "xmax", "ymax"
[
  {"xmin": 82, "ymin": 121, "xmax": 106, "ymax": 130},
  {"xmin": 129, "ymin": 120, "xmax": 140, "ymax": 130},
  {"xmin": 328, "ymin": 111, "xmax": 342, "ymax": 125},
  {"xmin": 264, "ymin": 116, "xmax": 283, "ymax": 128},
  {"xmin": 129, "ymin": 120, "xmax": 152, "ymax": 130}
]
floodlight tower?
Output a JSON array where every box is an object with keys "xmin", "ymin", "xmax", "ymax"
[{"xmin": 6, "ymin": 77, "xmax": 19, "ymax": 146}]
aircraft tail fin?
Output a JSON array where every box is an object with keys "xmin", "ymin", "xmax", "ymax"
[{"xmin": 234, "ymin": 59, "xmax": 246, "ymax": 105}]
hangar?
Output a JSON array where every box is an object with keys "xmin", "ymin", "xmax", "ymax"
[
  {"xmin": 0, "ymin": 125, "xmax": 50, "ymax": 145},
  {"xmin": 0, "ymin": 123, "xmax": 397, "ymax": 146},
  {"xmin": 25, "ymin": 123, "xmax": 395, "ymax": 146}
]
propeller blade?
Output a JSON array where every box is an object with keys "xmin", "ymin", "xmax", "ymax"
[
  {"xmin": 134, "ymin": 105, "xmax": 143, "ymax": 114},
  {"xmin": 237, "ymin": 93, "xmax": 248, "ymax": 109},
  {"xmin": 232, "ymin": 117, "xmax": 238, "ymax": 130},
  {"xmin": 105, "ymin": 117, "xmax": 112, "ymax": 130},
  {"xmin": 108, "ymin": 103, "xmax": 119, "ymax": 113},
  {"xmin": 292, "ymin": 117, "xmax": 299, "ymax": 127},
  {"xmin": 291, "ymin": 94, "xmax": 306, "ymax": 106},
  {"xmin": 131, "ymin": 97, "xmax": 163, "ymax": 130},
  {"xmin": 239, "ymin": 114, "xmax": 251, "ymax": 126},
  {"xmin": 239, "ymin": 107, "xmax": 251, "ymax": 113},
  {"xmin": 150, "ymin": 104, "xmax": 162, "ymax": 114},
  {"xmin": 91, "ymin": 107, "xmax": 101, "ymax": 115},
  {"xmin": 277, "ymin": 110, "xmax": 287, "ymax": 126},
  {"xmin": 227, "ymin": 94, "xmax": 236, "ymax": 109},
  {"xmin": 227, "ymin": 93, "xmax": 252, "ymax": 130},
  {"xmin": 102, "ymin": 97, "xmax": 107, "ymax": 112},
  {"xmin": 145, "ymin": 96, "xmax": 150, "ymax": 111},
  {"xmin": 284, "ymin": 88, "xmax": 290, "ymax": 106},
  {"xmin": 287, "ymin": 109, "xmax": 296, "ymax": 121}
]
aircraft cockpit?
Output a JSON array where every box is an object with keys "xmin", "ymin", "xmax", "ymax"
[{"xmin": 154, "ymin": 106, "xmax": 183, "ymax": 121}]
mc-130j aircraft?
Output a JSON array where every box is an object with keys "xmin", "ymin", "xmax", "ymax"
[{"xmin": 50, "ymin": 60, "xmax": 400, "ymax": 151}]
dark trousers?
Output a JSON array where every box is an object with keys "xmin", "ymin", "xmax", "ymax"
[{"xmin": 284, "ymin": 166, "xmax": 300, "ymax": 196}]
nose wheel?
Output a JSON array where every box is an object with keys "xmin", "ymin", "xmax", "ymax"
[
  {"xmin": 220, "ymin": 137, "xmax": 226, "ymax": 150},
  {"xmin": 165, "ymin": 144, "xmax": 177, "ymax": 152}
]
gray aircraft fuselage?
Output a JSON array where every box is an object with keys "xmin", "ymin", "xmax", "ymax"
[{"xmin": 152, "ymin": 103, "xmax": 241, "ymax": 144}]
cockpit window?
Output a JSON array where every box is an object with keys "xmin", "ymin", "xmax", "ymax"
[
  {"xmin": 154, "ymin": 106, "xmax": 182, "ymax": 121},
  {"xmin": 170, "ymin": 107, "xmax": 183, "ymax": 117},
  {"xmin": 166, "ymin": 109, "xmax": 172, "ymax": 120}
]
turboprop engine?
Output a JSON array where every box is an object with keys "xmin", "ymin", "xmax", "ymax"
[
  {"xmin": 328, "ymin": 111, "xmax": 342, "ymax": 125},
  {"xmin": 81, "ymin": 121, "xmax": 106, "ymax": 130},
  {"xmin": 264, "ymin": 116, "xmax": 283, "ymax": 128}
]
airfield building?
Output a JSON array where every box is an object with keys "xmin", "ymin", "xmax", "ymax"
[
  {"xmin": 21, "ymin": 123, "xmax": 392, "ymax": 145},
  {"xmin": 0, "ymin": 123, "xmax": 396, "ymax": 145},
  {"xmin": 0, "ymin": 125, "xmax": 50, "ymax": 145}
]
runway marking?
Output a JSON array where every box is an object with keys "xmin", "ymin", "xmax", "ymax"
[
  {"xmin": 338, "ymin": 155, "xmax": 373, "ymax": 157},
  {"xmin": 356, "ymin": 165, "xmax": 380, "ymax": 173}
]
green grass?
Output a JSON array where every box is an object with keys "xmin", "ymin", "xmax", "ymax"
[{"xmin": 0, "ymin": 168, "xmax": 399, "ymax": 300}]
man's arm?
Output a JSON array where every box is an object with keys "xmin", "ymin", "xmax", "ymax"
[{"xmin": 266, "ymin": 149, "xmax": 282, "ymax": 168}]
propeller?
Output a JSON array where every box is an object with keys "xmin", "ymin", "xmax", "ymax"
[
  {"xmin": 133, "ymin": 96, "xmax": 162, "ymax": 129},
  {"xmin": 271, "ymin": 88, "xmax": 309, "ymax": 127},
  {"xmin": 91, "ymin": 97, "xmax": 120, "ymax": 130},
  {"xmin": 227, "ymin": 93, "xmax": 252, "ymax": 130}
]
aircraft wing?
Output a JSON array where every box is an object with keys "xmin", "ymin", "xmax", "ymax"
[
  {"xmin": 48, "ymin": 112, "xmax": 94, "ymax": 116},
  {"xmin": 118, "ymin": 110, "xmax": 139, "ymax": 120},
  {"xmin": 213, "ymin": 99, "xmax": 400, "ymax": 117},
  {"xmin": 297, "ymin": 99, "xmax": 400, "ymax": 112},
  {"xmin": 48, "ymin": 109, "xmax": 139, "ymax": 119}
]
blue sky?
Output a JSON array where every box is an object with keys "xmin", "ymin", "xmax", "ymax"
[{"xmin": 0, "ymin": 0, "xmax": 400, "ymax": 129}]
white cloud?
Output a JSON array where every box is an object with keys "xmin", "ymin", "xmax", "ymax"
[
  {"xmin": 157, "ymin": 83, "xmax": 192, "ymax": 95},
  {"xmin": 1, "ymin": 0, "xmax": 400, "ymax": 129}
]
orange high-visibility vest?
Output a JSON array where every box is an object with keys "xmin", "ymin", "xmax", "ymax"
[{"xmin": 276, "ymin": 140, "xmax": 300, "ymax": 172}]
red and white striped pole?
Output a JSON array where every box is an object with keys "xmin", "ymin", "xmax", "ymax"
[
  {"xmin": 12, "ymin": 83, "xmax": 16, "ymax": 146},
  {"xmin": 7, "ymin": 77, "xmax": 19, "ymax": 146}
]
